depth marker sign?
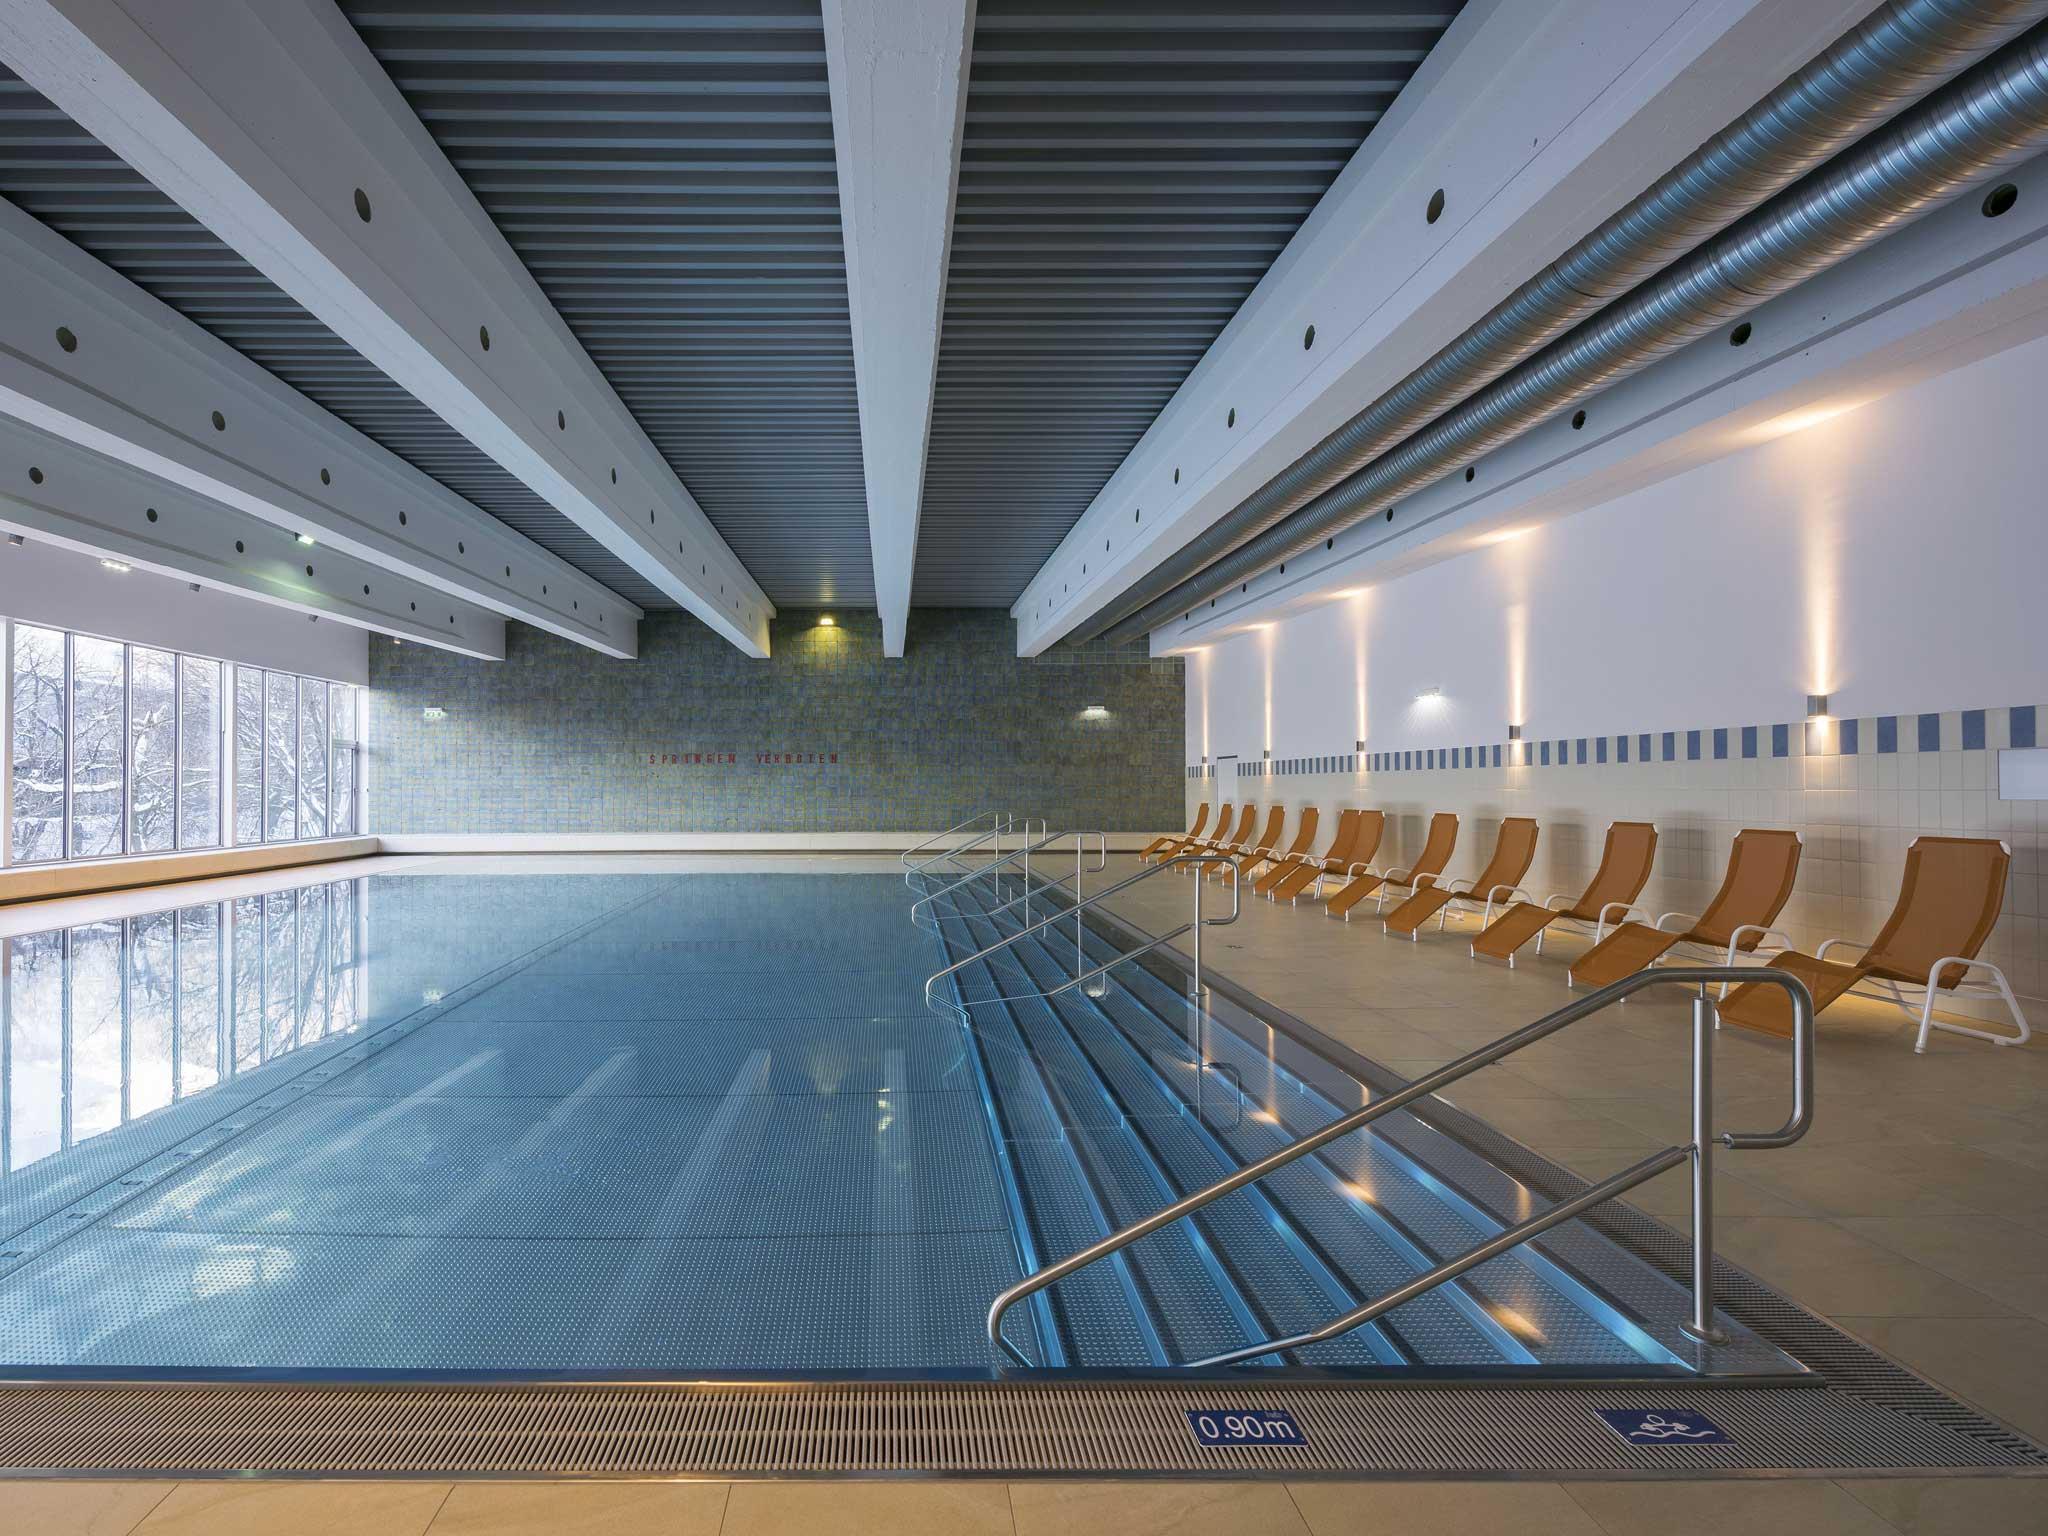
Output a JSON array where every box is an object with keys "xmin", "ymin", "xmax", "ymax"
[{"xmin": 1186, "ymin": 1409, "xmax": 1306, "ymax": 1447}]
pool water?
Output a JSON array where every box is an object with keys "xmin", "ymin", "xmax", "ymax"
[{"xmin": 0, "ymin": 866, "xmax": 1783, "ymax": 1376}]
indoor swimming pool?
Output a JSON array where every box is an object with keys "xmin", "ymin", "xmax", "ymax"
[{"xmin": 0, "ymin": 865, "xmax": 1793, "ymax": 1379}]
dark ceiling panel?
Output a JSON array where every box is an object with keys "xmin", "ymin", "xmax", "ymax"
[
  {"xmin": 345, "ymin": 0, "xmax": 871, "ymax": 607},
  {"xmin": 914, "ymin": 0, "xmax": 1467, "ymax": 606}
]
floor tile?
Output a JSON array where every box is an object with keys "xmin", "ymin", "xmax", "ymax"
[
  {"xmin": 427, "ymin": 1481, "xmax": 728, "ymax": 1535},
  {"xmin": 1836, "ymin": 1474, "xmax": 2048, "ymax": 1534},
  {"xmin": 721, "ymin": 1481, "xmax": 1013, "ymax": 1536},
  {"xmin": 1010, "ymin": 1480, "xmax": 1308, "ymax": 1536},
  {"xmin": 1563, "ymin": 1477, "xmax": 1898, "ymax": 1535},
  {"xmin": 133, "ymin": 1482, "xmax": 452, "ymax": 1536},
  {"xmin": 1836, "ymin": 1214, "xmax": 2048, "ymax": 1321},
  {"xmin": 1287, "ymin": 1478, "xmax": 1603, "ymax": 1534},
  {"xmin": 0, "ymin": 1481, "xmax": 174, "ymax": 1536},
  {"xmin": 1713, "ymin": 1218, "xmax": 2016, "ymax": 1318},
  {"xmin": 1836, "ymin": 1315, "xmax": 2048, "ymax": 1440}
]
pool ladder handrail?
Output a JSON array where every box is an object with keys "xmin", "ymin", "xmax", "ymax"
[
  {"xmin": 925, "ymin": 851, "xmax": 1243, "ymax": 1023},
  {"xmin": 902, "ymin": 813, "xmax": 1027, "ymax": 885},
  {"xmin": 986, "ymin": 965, "xmax": 1814, "ymax": 1369},
  {"xmin": 910, "ymin": 826, "xmax": 1100, "ymax": 928}
]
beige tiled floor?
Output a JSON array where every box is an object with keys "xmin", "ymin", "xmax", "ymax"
[{"xmin": 7, "ymin": 856, "xmax": 2046, "ymax": 1534}]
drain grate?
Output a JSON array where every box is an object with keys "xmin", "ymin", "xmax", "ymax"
[{"xmin": 0, "ymin": 1379, "xmax": 2041, "ymax": 1478}]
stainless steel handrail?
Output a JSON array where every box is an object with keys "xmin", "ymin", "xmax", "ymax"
[
  {"xmin": 902, "ymin": 816, "xmax": 1018, "ymax": 884},
  {"xmin": 925, "ymin": 852, "xmax": 1243, "ymax": 1021},
  {"xmin": 909, "ymin": 825, "xmax": 1081, "ymax": 926},
  {"xmin": 987, "ymin": 965, "xmax": 1814, "ymax": 1368},
  {"xmin": 901, "ymin": 810, "xmax": 1006, "ymax": 869},
  {"xmin": 985, "ymin": 831, "xmax": 1109, "ymax": 925}
]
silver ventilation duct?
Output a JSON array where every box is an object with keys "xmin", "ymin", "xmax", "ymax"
[{"xmin": 1071, "ymin": 0, "xmax": 2048, "ymax": 646}]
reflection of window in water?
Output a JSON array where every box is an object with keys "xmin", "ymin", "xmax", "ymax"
[{"xmin": 0, "ymin": 880, "xmax": 363, "ymax": 1177}]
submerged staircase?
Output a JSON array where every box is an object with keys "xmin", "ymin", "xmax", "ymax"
[{"xmin": 914, "ymin": 862, "xmax": 1707, "ymax": 1373}]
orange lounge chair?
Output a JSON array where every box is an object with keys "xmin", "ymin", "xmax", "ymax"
[
  {"xmin": 1568, "ymin": 828, "xmax": 1801, "ymax": 990},
  {"xmin": 1212, "ymin": 804, "xmax": 1285, "ymax": 881},
  {"xmin": 1717, "ymin": 835, "xmax": 2027, "ymax": 1052},
  {"xmin": 1261, "ymin": 808, "xmax": 1374, "ymax": 901},
  {"xmin": 1169, "ymin": 802, "xmax": 1249, "ymax": 866},
  {"xmin": 1471, "ymin": 821, "xmax": 1659, "ymax": 966},
  {"xmin": 1383, "ymin": 817, "xmax": 1539, "ymax": 939},
  {"xmin": 1325, "ymin": 812, "xmax": 1457, "ymax": 921},
  {"xmin": 1143, "ymin": 803, "xmax": 1208, "ymax": 861},
  {"xmin": 1236, "ymin": 806, "xmax": 1317, "ymax": 887}
]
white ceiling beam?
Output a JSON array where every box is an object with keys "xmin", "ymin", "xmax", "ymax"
[
  {"xmin": 823, "ymin": 0, "xmax": 975, "ymax": 658},
  {"xmin": 1012, "ymin": 0, "xmax": 1884, "ymax": 653},
  {"xmin": 1158, "ymin": 146, "xmax": 2048, "ymax": 651},
  {"xmin": 0, "ymin": 195, "xmax": 638, "ymax": 659},
  {"xmin": 0, "ymin": 416, "xmax": 507, "ymax": 659},
  {"xmin": 0, "ymin": 0, "xmax": 773, "ymax": 656}
]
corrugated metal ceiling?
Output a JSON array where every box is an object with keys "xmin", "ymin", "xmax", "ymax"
[
  {"xmin": 0, "ymin": 1, "xmax": 1470, "ymax": 620},
  {"xmin": 0, "ymin": 63, "xmax": 670, "ymax": 609},
  {"xmin": 914, "ymin": 0, "xmax": 1466, "ymax": 606},
  {"xmin": 345, "ymin": 0, "xmax": 870, "ymax": 607}
]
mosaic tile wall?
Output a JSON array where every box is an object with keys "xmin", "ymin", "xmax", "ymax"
[
  {"xmin": 1186, "ymin": 703, "xmax": 2047, "ymax": 1014},
  {"xmin": 370, "ymin": 608, "xmax": 1183, "ymax": 835}
]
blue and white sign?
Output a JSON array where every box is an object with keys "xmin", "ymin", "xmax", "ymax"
[
  {"xmin": 1595, "ymin": 1407, "xmax": 1732, "ymax": 1446},
  {"xmin": 1186, "ymin": 1408, "xmax": 1306, "ymax": 1447}
]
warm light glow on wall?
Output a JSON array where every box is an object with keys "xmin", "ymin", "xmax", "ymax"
[
  {"xmin": 1506, "ymin": 600, "xmax": 1528, "ymax": 740},
  {"xmin": 1736, "ymin": 396, "xmax": 1867, "ymax": 448},
  {"xmin": 1261, "ymin": 622, "xmax": 1274, "ymax": 755},
  {"xmin": 1474, "ymin": 525, "xmax": 1533, "ymax": 546},
  {"xmin": 1351, "ymin": 589, "xmax": 1369, "ymax": 751}
]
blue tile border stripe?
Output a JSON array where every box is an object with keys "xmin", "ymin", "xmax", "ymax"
[{"xmin": 1298, "ymin": 704, "xmax": 2039, "ymax": 775}]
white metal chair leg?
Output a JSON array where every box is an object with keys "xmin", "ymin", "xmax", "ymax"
[{"xmin": 1914, "ymin": 957, "xmax": 2031, "ymax": 1053}]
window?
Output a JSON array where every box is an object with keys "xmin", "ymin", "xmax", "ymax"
[
  {"xmin": 3, "ymin": 621, "xmax": 356, "ymax": 867},
  {"xmin": 179, "ymin": 657, "xmax": 222, "ymax": 849},
  {"xmin": 128, "ymin": 646, "xmax": 176, "ymax": 853},
  {"xmin": 69, "ymin": 636, "xmax": 125, "ymax": 859},
  {"xmin": 263, "ymin": 672, "xmax": 297, "ymax": 842},
  {"xmin": 10, "ymin": 625, "xmax": 65, "ymax": 864}
]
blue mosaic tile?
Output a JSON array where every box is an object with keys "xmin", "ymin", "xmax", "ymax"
[
  {"xmin": 1962, "ymin": 709, "xmax": 1986, "ymax": 751},
  {"xmin": 1638, "ymin": 733, "xmax": 1652, "ymax": 762},
  {"xmin": 1576, "ymin": 738, "xmax": 1588, "ymax": 765},
  {"xmin": 1919, "ymin": 713, "xmax": 1941, "ymax": 752},
  {"xmin": 1615, "ymin": 735, "xmax": 1628, "ymax": 763},
  {"xmin": 2013, "ymin": 706, "xmax": 2036, "ymax": 749},
  {"xmin": 1595, "ymin": 738, "xmax": 1607, "ymax": 764},
  {"xmin": 1741, "ymin": 726, "xmax": 1758, "ymax": 759},
  {"xmin": 1839, "ymin": 718, "xmax": 1859, "ymax": 755},
  {"xmin": 1661, "ymin": 731, "xmax": 1675, "ymax": 762},
  {"xmin": 1878, "ymin": 715, "xmax": 1898, "ymax": 753},
  {"xmin": 1687, "ymin": 729, "xmax": 1701, "ymax": 761},
  {"xmin": 1771, "ymin": 723, "xmax": 1788, "ymax": 758},
  {"xmin": 1540, "ymin": 741, "xmax": 1550, "ymax": 766},
  {"xmin": 1713, "ymin": 727, "xmax": 1728, "ymax": 760}
]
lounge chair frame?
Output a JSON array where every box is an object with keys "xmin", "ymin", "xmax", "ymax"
[{"xmin": 1810, "ymin": 936, "xmax": 2032, "ymax": 1052}]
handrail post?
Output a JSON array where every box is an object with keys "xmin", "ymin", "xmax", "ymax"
[{"xmin": 1683, "ymin": 989, "xmax": 1726, "ymax": 1345}]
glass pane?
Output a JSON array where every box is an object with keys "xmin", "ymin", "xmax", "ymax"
[
  {"xmin": 127, "ymin": 647, "xmax": 176, "ymax": 854},
  {"xmin": 69, "ymin": 637, "xmax": 125, "ymax": 859},
  {"xmin": 234, "ymin": 668, "xmax": 264, "ymax": 845},
  {"xmin": 178, "ymin": 657, "xmax": 222, "ymax": 849},
  {"xmin": 68, "ymin": 921, "xmax": 124, "ymax": 1141},
  {"xmin": 5, "ymin": 931, "xmax": 66, "ymax": 1171},
  {"xmin": 297, "ymin": 884, "xmax": 327, "ymax": 1039},
  {"xmin": 299, "ymin": 678, "xmax": 328, "ymax": 840},
  {"xmin": 264, "ymin": 673, "xmax": 296, "ymax": 841},
  {"xmin": 129, "ymin": 911, "xmax": 175, "ymax": 1117},
  {"xmin": 177, "ymin": 905, "xmax": 222, "ymax": 1095},
  {"xmin": 263, "ymin": 891, "xmax": 296, "ymax": 1056},
  {"xmin": 329, "ymin": 683, "xmax": 355, "ymax": 836},
  {"xmin": 10, "ymin": 625, "xmax": 66, "ymax": 864}
]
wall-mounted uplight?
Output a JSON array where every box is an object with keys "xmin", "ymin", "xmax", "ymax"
[
  {"xmin": 6, "ymin": 534, "xmax": 23, "ymax": 547},
  {"xmin": 1415, "ymin": 686, "xmax": 1442, "ymax": 703},
  {"xmin": 1081, "ymin": 704, "xmax": 1109, "ymax": 720},
  {"xmin": 1508, "ymin": 724, "xmax": 1523, "ymax": 741},
  {"xmin": 422, "ymin": 705, "xmax": 448, "ymax": 721},
  {"xmin": 1805, "ymin": 694, "xmax": 1830, "ymax": 720},
  {"xmin": 99, "ymin": 558, "xmax": 131, "ymax": 573},
  {"xmin": 817, "ymin": 614, "xmax": 836, "ymax": 627},
  {"xmin": 295, "ymin": 532, "xmax": 317, "ymax": 547}
]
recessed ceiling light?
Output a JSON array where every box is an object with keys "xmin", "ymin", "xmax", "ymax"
[{"xmin": 100, "ymin": 558, "xmax": 131, "ymax": 573}]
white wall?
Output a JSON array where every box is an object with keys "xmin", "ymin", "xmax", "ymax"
[
  {"xmin": 1189, "ymin": 334, "xmax": 2048, "ymax": 766},
  {"xmin": 1185, "ymin": 337, "xmax": 2048, "ymax": 1014},
  {"xmin": 0, "ymin": 536, "xmax": 368, "ymax": 683}
]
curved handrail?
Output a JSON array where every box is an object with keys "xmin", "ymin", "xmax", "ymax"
[
  {"xmin": 925, "ymin": 851, "xmax": 1242, "ymax": 1021},
  {"xmin": 910, "ymin": 827, "xmax": 1097, "ymax": 926},
  {"xmin": 901, "ymin": 810, "xmax": 1005, "ymax": 868},
  {"xmin": 902, "ymin": 817, "xmax": 1025, "ymax": 885},
  {"xmin": 987, "ymin": 965, "xmax": 1813, "ymax": 1367},
  {"xmin": 982, "ymin": 832, "xmax": 1109, "ymax": 924}
]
